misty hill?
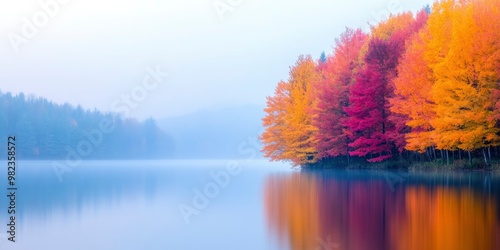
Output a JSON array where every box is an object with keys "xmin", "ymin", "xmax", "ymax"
[
  {"xmin": 0, "ymin": 91, "xmax": 173, "ymax": 159},
  {"xmin": 158, "ymin": 105, "xmax": 265, "ymax": 159}
]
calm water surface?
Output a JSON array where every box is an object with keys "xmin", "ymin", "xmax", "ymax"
[{"xmin": 1, "ymin": 160, "xmax": 499, "ymax": 250}]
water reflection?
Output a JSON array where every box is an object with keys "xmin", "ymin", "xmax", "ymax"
[
  {"xmin": 9, "ymin": 161, "xmax": 164, "ymax": 221},
  {"xmin": 1, "ymin": 160, "xmax": 290, "ymax": 250},
  {"xmin": 265, "ymin": 174, "xmax": 320, "ymax": 249},
  {"xmin": 264, "ymin": 170, "xmax": 500, "ymax": 250}
]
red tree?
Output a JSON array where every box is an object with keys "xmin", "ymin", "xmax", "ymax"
[
  {"xmin": 313, "ymin": 28, "xmax": 367, "ymax": 160},
  {"xmin": 386, "ymin": 9, "xmax": 429, "ymax": 153},
  {"xmin": 344, "ymin": 10, "xmax": 429, "ymax": 162},
  {"xmin": 344, "ymin": 38, "xmax": 400, "ymax": 162}
]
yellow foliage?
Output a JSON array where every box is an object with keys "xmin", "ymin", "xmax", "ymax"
[
  {"xmin": 429, "ymin": 0, "xmax": 500, "ymax": 151},
  {"xmin": 282, "ymin": 56, "xmax": 320, "ymax": 165}
]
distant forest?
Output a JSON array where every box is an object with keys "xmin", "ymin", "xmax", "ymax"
[{"xmin": 0, "ymin": 91, "xmax": 173, "ymax": 159}]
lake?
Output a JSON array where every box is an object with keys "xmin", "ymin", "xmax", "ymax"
[{"xmin": 1, "ymin": 160, "xmax": 499, "ymax": 250}]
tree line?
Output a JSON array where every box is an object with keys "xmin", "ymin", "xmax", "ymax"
[
  {"xmin": 0, "ymin": 90, "xmax": 172, "ymax": 159},
  {"xmin": 260, "ymin": 0, "xmax": 500, "ymax": 167}
]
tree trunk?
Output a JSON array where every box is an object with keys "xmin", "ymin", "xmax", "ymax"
[
  {"xmin": 483, "ymin": 148, "xmax": 488, "ymax": 167},
  {"xmin": 441, "ymin": 150, "xmax": 445, "ymax": 164},
  {"xmin": 468, "ymin": 151, "xmax": 472, "ymax": 165},
  {"xmin": 446, "ymin": 150, "xmax": 450, "ymax": 165},
  {"xmin": 488, "ymin": 146, "xmax": 491, "ymax": 164}
]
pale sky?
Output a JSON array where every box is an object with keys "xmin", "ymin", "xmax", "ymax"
[{"xmin": 0, "ymin": 0, "xmax": 434, "ymax": 120}]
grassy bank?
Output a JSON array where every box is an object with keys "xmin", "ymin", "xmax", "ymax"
[{"xmin": 304, "ymin": 157, "xmax": 500, "ymax": 171}]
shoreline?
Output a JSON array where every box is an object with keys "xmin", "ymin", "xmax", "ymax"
[{"xmin": 303, "ymin": 159, "xmax": 500, "ymax": 172}]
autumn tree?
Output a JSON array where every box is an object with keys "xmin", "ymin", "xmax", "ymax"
[
  {"xmin": 426, "ymin": 0, "xmax": 468, "ymax": 153},
  {"xmin": 391, "ymin": 29, "xmax": 435, "ymax": 154},
  {"xmin": 386, "ymin": 10, "xmax": 429, "ymax": 153},
  {"xmin": 261, "ymin": 0, "xmax": 500, "ymax": 166},
  {"xmin": 344, "ymin": 11, "xmax": 429, "ymax": 162},
  {"xmin": 345, "ymin": 64, "xmax": 392, "ymax": 162},
  {"xmin": 314, "ymin": 28, "xmax": 367, "ymax": 161},
  {"xmin": 471, "ymin": 0, "xmax": 500, "ymax": 161},
  {"xmin": 429, "ymin": 0, "xmax": 500, "ymax": 163},
  {"xmin": 261, "ymin": 56, "xmax": 320, "ymax": 165},
  {"xmin": 282, "ymin": 56, "xmax": 320, "ymax": 165},
  {"xmin": 390, "ymin": 10, "xmax": 433, "ymax": 154},
  {"xmin": 260, "ymin": 81, "xmax": 291, "ymax": 161},
  {"xmin": 371, "ymin": 12, "xmax": 414, "ymax": 41}
]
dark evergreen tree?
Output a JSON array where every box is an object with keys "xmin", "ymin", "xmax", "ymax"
[{"xmin": 319, "ymin": 51, "xmax": 327, "ymax": 64}]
